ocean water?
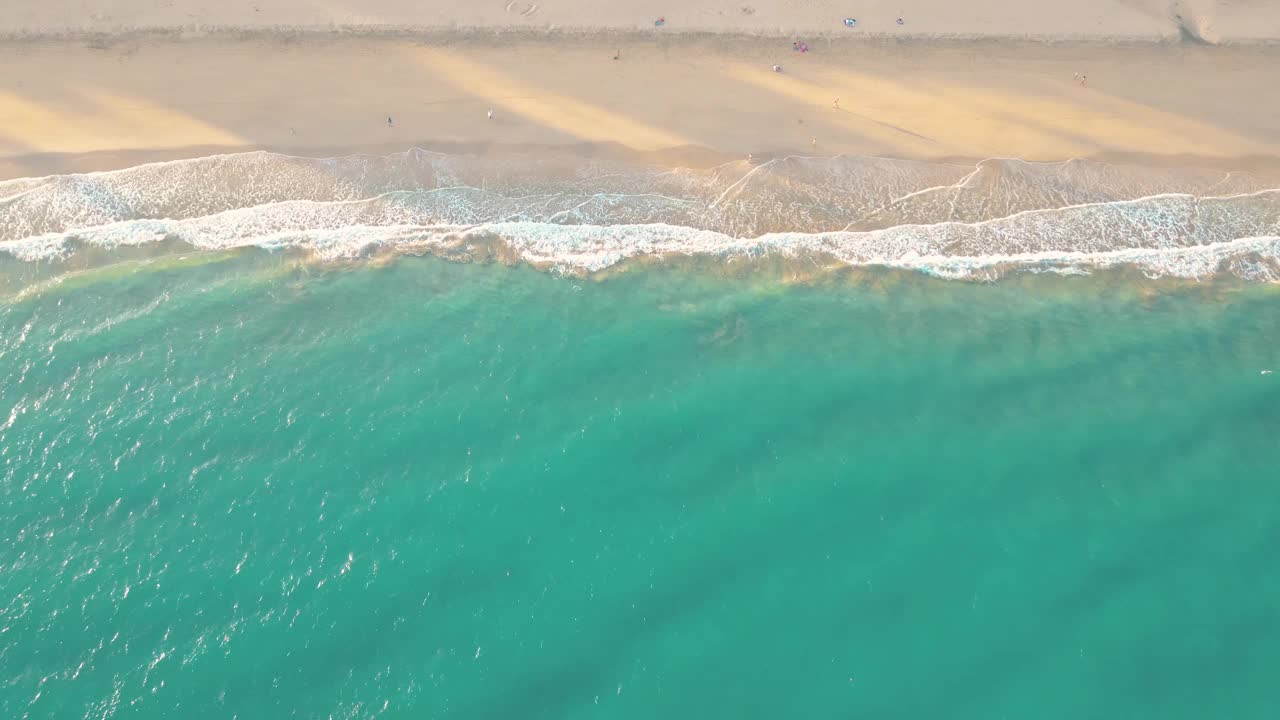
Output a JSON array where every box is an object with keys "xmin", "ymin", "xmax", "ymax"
[{"xmin": 2, "ymin": 152, "xmax": 1280, "ymax": 718}]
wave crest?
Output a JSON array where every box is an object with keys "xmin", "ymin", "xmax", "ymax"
[{"xmin": 3, "ymin": 149, "xmax": 1280, "ymax": 282}]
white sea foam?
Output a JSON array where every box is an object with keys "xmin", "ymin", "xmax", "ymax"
[{"xmin": 3, "ymin": 149, "xmax": 1280, "ymax": 282}]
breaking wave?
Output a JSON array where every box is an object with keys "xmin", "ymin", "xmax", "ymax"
[{"xmin": 3, "ymin": 148, "xmax": 1280, "ymax": 283}]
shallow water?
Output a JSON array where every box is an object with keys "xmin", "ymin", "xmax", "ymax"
[{"xmin": 2, "ymin": 251, "xmax": 1279, "ymax": 718}]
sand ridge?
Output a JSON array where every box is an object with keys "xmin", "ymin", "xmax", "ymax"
[{"xmin": 3, "ymin": 1, "xmax": 1280, "ymax": 43}]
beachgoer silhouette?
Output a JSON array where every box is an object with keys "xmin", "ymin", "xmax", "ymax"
[{"xmin": 387, "ymin": 116, "xmax": 393, "ymax": 127}]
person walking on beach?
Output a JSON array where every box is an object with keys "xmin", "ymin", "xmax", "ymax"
[{"xmin": 387, "ymin": 115, "xmax": 393, "ymax": 127}]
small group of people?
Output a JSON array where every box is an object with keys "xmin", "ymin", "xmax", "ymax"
[
  {"xmin": 387, "ymin": 108, "xmax": 495, "ymax": 127},
  {"xmin": 845, "ymin": 17, "xmax": 905, "ymax": 28}
]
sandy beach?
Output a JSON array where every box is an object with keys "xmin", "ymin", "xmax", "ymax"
[{"xmin": 3, "ymin": 2, "xmax": 1280, "ymax": 179}]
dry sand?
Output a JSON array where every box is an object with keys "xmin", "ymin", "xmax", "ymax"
[
  {"xmin": 7, "ymin": 1, "xmax": 1280, "ymax": 43},
  {"xmin": 3, "ymin": 2, "xmax": 1280, "ymax": 179}
]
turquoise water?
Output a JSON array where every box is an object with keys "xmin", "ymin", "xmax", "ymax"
[{"xmin": 2, "ymin": 253, "xmax": 1278, "ymax": 718}]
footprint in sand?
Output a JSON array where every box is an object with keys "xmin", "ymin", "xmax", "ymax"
[{"xmin": 504, "ymin": 1, "xmax": 540, "ymax": 17}]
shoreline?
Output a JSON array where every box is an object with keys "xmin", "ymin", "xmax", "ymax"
[
  {"xmin": 8, "ymin": 144, "xmax": 1280, "ymax": 184},
  {"xmin": 5, "ymin": 145, "xmax": 1280, "ymax": 285}
]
